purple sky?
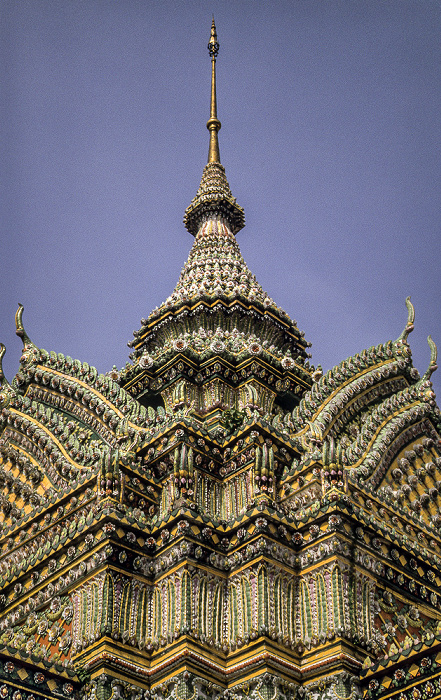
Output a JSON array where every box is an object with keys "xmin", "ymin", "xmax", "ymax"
[{"xmin": 2, "ymin": 1, "xmax": 441, "ymax": 399}]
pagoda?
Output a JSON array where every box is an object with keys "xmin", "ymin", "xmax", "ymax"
[{"xmin": 1, "ymin": 19, "xmax": 441, "ymax": 700}]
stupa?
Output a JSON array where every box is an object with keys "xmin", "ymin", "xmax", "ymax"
[{"xmin": 1, "ymin": 19, "xmax": 441, "ymax": 700}]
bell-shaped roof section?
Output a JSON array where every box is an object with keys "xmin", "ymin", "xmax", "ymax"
[{"xmin": 148, "ymin": 215, "xmax": 292, "ymax": 323}]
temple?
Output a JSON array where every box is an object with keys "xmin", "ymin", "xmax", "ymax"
[{"xmin": 1, "ymin": 19, "xmax": 441, "ymax": 700}]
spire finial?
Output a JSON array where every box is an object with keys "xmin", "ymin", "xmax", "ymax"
[
  {"xmin": 183, "ymin": 20, "xmax": 245, "ymax": 236},
  {"xmin": 207, "ymin": 17, "xmax": 221, "ymax": 163}
]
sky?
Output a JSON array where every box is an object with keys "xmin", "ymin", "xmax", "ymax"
[{"xmin": 1, "ymin": 0, "xmax": 441, "ymax": 400}]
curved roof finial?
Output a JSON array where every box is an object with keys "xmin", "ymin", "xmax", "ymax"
[
  {"xmin": 0, "ymin": 343, "xmax": 14, "ymax": 406},
  {"xmin": 15, "ymin": 303, "xmax": 33, "ymax": 347},
  {"xmin": 397, "ymin": 296, "xmax": 415, "ymax": 343},
  {"xmin": 423, "ymin": 335, "xmax": 438, "ymax": 380},
  {"xmin": 0, "ymin": 344, "xmax": 7, "ymax": 383},
  {"xmin": 207, "ymin": 17, "xmax": 221, "ymax": 164}
]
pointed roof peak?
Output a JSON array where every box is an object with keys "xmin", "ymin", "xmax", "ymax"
[{"xmin": 183, "ymin": 20, "xmax": 245, "ymax": 236}]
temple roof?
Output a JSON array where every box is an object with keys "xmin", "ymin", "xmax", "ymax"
[{"xmin": 1, "ymin": 22, "xmax": 441, "ymax": 700}]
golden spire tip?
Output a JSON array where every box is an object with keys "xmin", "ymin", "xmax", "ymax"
[{"xmin": 207, "ymin": 17, "xmax": 221, "ymax": 163}]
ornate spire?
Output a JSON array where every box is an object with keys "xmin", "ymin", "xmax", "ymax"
[
  {"xmin": 207, "ymin": 17, "xmax": 221, "ymax": 164},
  {"xmin": 183, "ymin": 19, "xmax": 245, "ymax": 236}
]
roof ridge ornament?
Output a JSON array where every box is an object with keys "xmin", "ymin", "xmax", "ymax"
[
  {"xmin": 15, "ymin": 303, "xmax": 34, "ymax": 347},
  {"xmin": 423, "ymin": 335, "xmax": 438, "ymax": 380},
  {"xmin": 0, "ymin": 343, "xmax": 15, "ymax": 408},
  {"xmin": 0, "ymin": 344, "xmax": 8, "ymax": 385},
  {"xmin": 397, "ymin": 296, "xmax": 415, "ymax": 343}
]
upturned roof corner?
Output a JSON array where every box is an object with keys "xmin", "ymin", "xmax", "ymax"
[{"xmin": 15, "ymin": 303, "xmax": 35, "ymax": 348}]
